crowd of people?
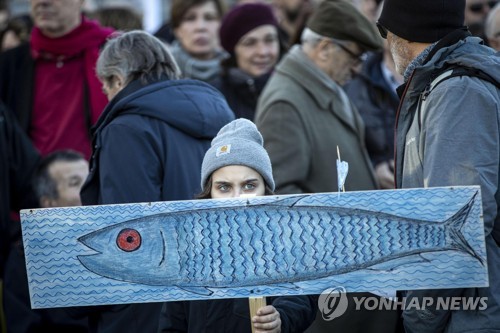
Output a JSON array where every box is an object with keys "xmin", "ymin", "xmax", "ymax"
[{"xmin": 0, "ymin": 0, "xmax": 499, "ymax": 332}]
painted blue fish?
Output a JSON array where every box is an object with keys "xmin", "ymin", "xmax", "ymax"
[{"xmin": 78, "ymin": 194, "xmax": 481, "ymax": 292}]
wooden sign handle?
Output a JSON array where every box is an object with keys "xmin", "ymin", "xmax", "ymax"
[{"xmin": 249, "ymin": 296, "xmax": 267, "ymax": 333}]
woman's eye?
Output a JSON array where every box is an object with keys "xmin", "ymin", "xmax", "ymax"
[
  {"xmin": 183, "ymin": 14, "xmax": 196, "ymax": 22},
  {"xmin": 240, "ymin": 39, "xmax": 257, "ymax": 47},
  {"xmin": 204, "ymin": 13, "xmax": 218, "ymax": 21},
  {"xmin": 243, "ymin": 183, "xmax": 256, "ymax": 191},
  {"xmin": 265, "ymin": 36, "xmax": 278, "ymax": 44},
  {"xmin": 218, "ymin": 184, "xmax": 230, "ymax": 192}
]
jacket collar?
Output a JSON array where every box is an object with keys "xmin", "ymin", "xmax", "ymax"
[
  {"xmin": 91, "ymin": 77, "xmax": 152, "ymax": 136},
  {"xmin": 277, "ymin": 46, "xmax": 336, "ymax": 109},
  {"xmin": 397, "ymin": 28, "xmax": 472, "ymax": 97}
]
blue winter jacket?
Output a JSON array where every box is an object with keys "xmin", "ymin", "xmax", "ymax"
[
  {"xmin": 78, "ymin": 78, "xmax": 234, "ymax": 333},
  {"xmin": 81, "ymin": 78, "xmax": 234, "ymax": 206}
]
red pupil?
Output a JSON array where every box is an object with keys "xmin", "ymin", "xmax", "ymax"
[{"xmin": 117, "ymin": 229, "xmax": 141, "ymax": 252}]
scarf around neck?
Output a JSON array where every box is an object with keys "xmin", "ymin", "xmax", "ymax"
[
  {"xmin": 169, "ymin": 41, "xmax": 227, "ymax": 82},
  {"xmin": 30, "ymin": 17, "xmax": 114, "ymax": 123}
]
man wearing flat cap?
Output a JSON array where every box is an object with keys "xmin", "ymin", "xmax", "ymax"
[
  {"xmin": 256, "ymin": 1, "xmax": 401, "ymax": 332},
  {"xmin": 377, "ymin": 0, "xmax": 500, "ymax": 332},
  {"xmin": 256, "ymin": 0, "xmax": 381, "ymax": 194}
]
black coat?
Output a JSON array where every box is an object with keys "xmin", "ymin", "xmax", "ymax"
[
  {"xmin": 343, "ymin": 52, "xmax": 400, "ymax": 167},
  {"xmin": 0, "ymin": 102, "xmax": 38, "ymax": 276},
  {"xmin": 0, "ymin": 104, "xmax": 86, "ymax": 333},
  {"xmin": 159, "ymin": 296, "xmax": 317, "ymax": 333},
  {"xmin": 210, "ymin": 69, "xmax": 271, "ymax": 121},
  {"xmin": 0, "ymin": 43, "xmax": 34, "ymax": 131}
]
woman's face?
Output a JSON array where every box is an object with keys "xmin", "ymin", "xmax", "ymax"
[
  {"xmin": 234, "ymin": 24, "xmax": 279, "ymax": 77},
  {"xmin": 174, "ymin": 1, "xmax": 221, "ymax": 60},
  {"xmin": 210, "ymin": 165, "xmax": 266, "ymax": 198}
]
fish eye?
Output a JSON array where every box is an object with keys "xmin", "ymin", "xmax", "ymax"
[{"xmin": 116, "ymin": 228, "xmax": 141, "ymax": 252}]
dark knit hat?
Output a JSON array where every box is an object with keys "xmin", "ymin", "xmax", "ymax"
[
  {"xmin": 378, "ymin": 0, "xmax": 466, "ymax": 42},
  {"xmin": 219, "ymin": 3, "xmax": 278, "ymax": 55},
  {"xmin": 201, "ymin": 119, "xmax": 275, "ymax": 191},
  {"xmin": 306, "ymin": 0, "xmax": 383, "ymax": 52}
]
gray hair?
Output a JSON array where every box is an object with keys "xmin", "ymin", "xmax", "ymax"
[
  {"xmin": 301, "ymin": 27, "xmax": 325, "ymax": 47},
  {"xmin": 300, "ymin": 27, "xmax": 354, "ymax": 51},
  {"xmin": 96, "ymin": 30, "xmax": 181, "ymax": 86},
  {"xmin": 485, "ymin": 3, "xmax": 500, "ymax": 39}
]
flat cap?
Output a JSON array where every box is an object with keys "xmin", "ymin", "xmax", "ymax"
[{"xmin": 307, "ymin": 0, "xmax": 383, "ymax": 52}]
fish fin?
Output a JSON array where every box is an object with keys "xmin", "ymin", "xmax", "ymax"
[
  {"xmin": 176, "ymin": 286, "xmax": 213, "ymax": 296},
  {"xmin": 445, "ymin": 193, "xmax": 485, "ymax": 266},
  {"xmin": 367, "ymin": 255, "xmax": 430, "ymax": 272}
]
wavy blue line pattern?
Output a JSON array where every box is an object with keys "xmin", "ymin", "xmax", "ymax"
[{"xmin": 20, "ymin": 186, "xmax": 488, "ymax": 309}]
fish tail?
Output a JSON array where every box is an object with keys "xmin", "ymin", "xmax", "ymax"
[{"xmin": 445, "ymin": 193, "xmax": 484, "ymax": 266}]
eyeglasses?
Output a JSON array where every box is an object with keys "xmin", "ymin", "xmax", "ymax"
[
  {"xmin": 468, "ymin": 1, "xmax": 498, "ymax": 13},
  {"xmin": 331, "ymin": 40, "xmax": 367, "ymax": 65},
  {"xmin": 376, "ymin": 22, "xmax": 388, "ymax": 39}
]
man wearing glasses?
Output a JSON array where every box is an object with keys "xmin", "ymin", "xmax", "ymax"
[
  {"xmin": 256, "ymin": 2, "xmax": 401, "ymax": 331},
  {"xmin": 256, "ymin": 0, "xmax": 382, "ymax": 196},
  {"xmin": 378, "ymin": 0, "xmax": 500, "ymax": 332}
]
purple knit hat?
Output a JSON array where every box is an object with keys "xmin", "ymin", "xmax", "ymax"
[{"xmin": 219, "ymin": 3, "xmax": 278, "ymax": 55}]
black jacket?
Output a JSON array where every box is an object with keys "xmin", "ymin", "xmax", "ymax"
[
  {"xmin": 0, "ymin": 102, "xmax": 39, "ymax": 275},
  {"xmin": 344, "ymin": 52, "xmax": 400, "ymax": 167},
  {"xmin": 0, "ymin": 43, "xmax": 34, "ymax": 131},
  {"xmin": 0, "ymin": 104, "xmax": 84, "ymax": 333},
  {"xmin": 81, "ymin": 78, "xmax": 234, "ymax": 205},
  {"xmin": 159, "ymin": 296, "xmax": 317, "ymax": 333},
  {"xmin": 210, "ymin": 69, "xmax": 271, "ymax": 121}
]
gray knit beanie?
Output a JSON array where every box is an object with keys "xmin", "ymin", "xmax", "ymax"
[{"xmin": 201, "ymin": 119, "xmax": 275, "ymax": 191}]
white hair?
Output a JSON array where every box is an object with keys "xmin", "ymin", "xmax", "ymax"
[{"xmin": 300, "ymin": 27, "xmax": 327, "ymax": 47}]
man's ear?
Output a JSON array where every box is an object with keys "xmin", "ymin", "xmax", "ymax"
[
  {"xmin": 316, "ymin": 39, "xmax": 333, "ymax": 62},
  {"xmin": 308, "ymin": 39, "xmax": 333, "ymax": 70},
  {"xmin": 115, "ymin": 74, "xmax": 125, "ymax": 88},
  {"xmin": 109, "ymin": 74, "xmax": 125, "ymax": 89}
]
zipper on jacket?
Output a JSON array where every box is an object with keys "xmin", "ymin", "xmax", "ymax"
[
  {"xmin": 416, "ymin": 84, "xmax": 432, "ymax": 129},
  {"xmin": 393, "ymin": 71, "xmax": 416, "ymax": 188}
]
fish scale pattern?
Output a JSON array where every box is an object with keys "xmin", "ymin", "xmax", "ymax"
[
  {"xmin": 20, "ymin": 187, "xmax": 488, "ymax": 308},
  {"xmin": 173, "ymin": 205, "xmax": 458, "ymax": 286}
]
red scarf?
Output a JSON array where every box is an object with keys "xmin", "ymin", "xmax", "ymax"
[{"xmin": 30, "ymin": 17, "xmax": 114, "ymax": 123}]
